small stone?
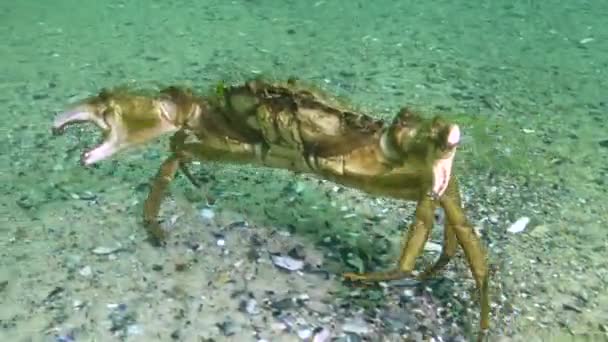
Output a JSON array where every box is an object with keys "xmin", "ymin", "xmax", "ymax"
[
  {"xmin": 296, "ymin": 293, "xmax": 310, "ymax": 302},
  {"xmin": 78, "ymin": 265, "xmax": 92, "ymax": 277},
  {"xmin": 16, "ymin": 196, "xmax": 34, "ymax": 209},
  {"xmin": 507, "ymin": 217, "xmax": 530, "ymax": 233},
  {"xmin": 127, "ymin": 324, "xmax": 143, "ymax": 336},
  {"xmin": 402, "ymin": 289, "xmax": 415, "ymax": 297},
  {"xmin": 297, "ymin": 328, "xmax": 313, "ymax": 339},
  {"xmin": 271, "ymin": 255, "xmax": 304, "ymax": 271},
  {"xmin": 424, "ymin": 241, "xmax": 442, "ymax": 253},
  {"xmin": 200, "ymin": 208, "xmax": 215, "ymax": 220},
  {"xmin": 72, "ymin": 299, "xmax": 84, "ymax": 309},
  {"xmin": 240, "ymin": 298, "xmax": 260, "ymax": 315},
  {"xmin": 79, "ymin": 191, "xmax": 97, "ymax": 200},
  {"xmin": 91, "ymin": 246, "xmax": 122, "ymax": 255},
  {"xmin": 294, "ymin": 181, "xmax": 306, "ymax": 193}
]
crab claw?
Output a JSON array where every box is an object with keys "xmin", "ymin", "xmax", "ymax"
[
  {"xmin": 52, "ymin": 90, "xmax": 182, "ymax": 166},
  {"xmin": 52, "ymin": 104, "xmax": 108, "ymax": 136},
  {"xmin": 430, "ymin": 124, "xmax": 460, "ymax": 198},
  {"xmin": 52, "ymin": 102, "xmax": 119, "ymax": 166}
]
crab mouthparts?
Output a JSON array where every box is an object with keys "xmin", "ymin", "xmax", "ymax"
[{"xmin": 431, "ymin": 124, "xmax": 460, "ymax": 198}]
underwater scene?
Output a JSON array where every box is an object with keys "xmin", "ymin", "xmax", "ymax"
[{"xmin": 1, "ymin": 1, "xmax": 606, "ymax": 341}]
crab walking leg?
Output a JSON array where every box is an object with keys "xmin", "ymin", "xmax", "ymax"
[
  {"xmin": 343, "ymin": 195, "xmax": 436, "ymax": 281},
  {"xmin": 417, "ymin": 179, "xmax": 462, "ymax": 280},
  {"xmin": 440, "ymin": 180, "xmax": 490, "ymax": 336},
  {"xmin": 169, "ymin": 131, "xmax": 201, "ymax": 188},
  {"xmin": 143, "ymin": 154, "xmax": 181, "ymax": 245},
  {"xmin": 417, "ymin": 220, "xmax": 458, "ymax": 280},
  {"xmin": 142, "ymin": 138, "xmax": 266, "ymax": 240}
]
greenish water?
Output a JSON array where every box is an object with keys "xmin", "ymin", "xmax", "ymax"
[{"xmin": 1, "ymin": 1, "xmax": 607, "ymax": 341}]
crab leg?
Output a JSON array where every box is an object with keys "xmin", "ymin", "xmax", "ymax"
[
  {"xmin": 417, "ymin": 178, "xmax": 462, "ymax": 280},
  {"xmin": 343, "ymin": 194, "xmax": 436, "ymax": 281},
  {"xmin": 440, "ymin": 179, "xmax": 490, "ymax": 339},
  {"xmin": 143, "ymin": 154, "xmax": 181, "ymax": 245},
  {"xmin": 141, "ymin": 132, "xmax": 264, "ymax": 244}
]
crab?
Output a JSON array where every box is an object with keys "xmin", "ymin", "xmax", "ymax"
[{"xmin": 52, "ymin": 78, "xmax": 490, "ymax": 340}]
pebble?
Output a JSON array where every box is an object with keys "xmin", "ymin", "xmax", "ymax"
[
  {"xmin": 507, "ymin": 216, "xmax": 530, "ymax": 233},
  {"xmin": 127, "ymin": 324, "xmax": 143, "ymax": 335},
  {"xmin": 424, "ymin": 241, "xmax": 442, "ymax": 253},
  {"xmin": 294, "ymin": 181, "xmax": 306, "ymax": 194},
  {"xmin": 241, "ymin": 298, "xmax": 260, "ymax": 315},
  {"xmin": 200, "ymin": 208, "xmax": 215, "ymax": 220},
  {"xmin": 79, "ymin": 191, "xmax": 97, "ymax": 200},
  {"xmin": 78, "ymin": 265, "xmax": 92, "ymax": 277},
  {"xmin": 271, "ymin": 255, "xmax": 304, "ymax": 271},
  {"xmin": 71, "ymin": 192, "xmax": 97, "ymax": 200},
  {"xmin": 297, "ymin": 328, "xmax": 313, "ymax": 339},
  {"xmin": 91, "ymin": 246, "xmax": 122, "ymax": 255},
  {"xmin": 402, "ymin": 289, "xmax": 415, "ymax": 297}
]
